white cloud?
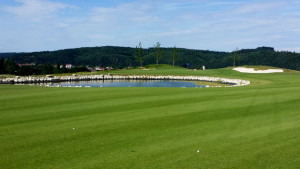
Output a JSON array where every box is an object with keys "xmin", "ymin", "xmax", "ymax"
[
  {"xmin": 152, "ymin": 28, "xmax": 198, "ymax": 37},
  {"xmin": 235, "ymin": 1, "xmax": 285, "ymax": 14},
  {"xmin": 3, "ymin": 0, "xmax": 74, "ymax": 21},
  {"xmin": 278, "ymin": 47, "xmax": 300, "ymax": 52},
  {"xmin": 90, "ymin": 2, "xmax": 159, "ymax": 24},
  {"xmin": 292, "ymin": 28, "xmax": 300, "ymax": 33}
]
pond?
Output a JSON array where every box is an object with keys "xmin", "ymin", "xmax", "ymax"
[{"xmin": 46, "ymin": 80, "xmax": 208, "ymax": 88}]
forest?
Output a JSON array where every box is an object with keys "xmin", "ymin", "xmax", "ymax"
[{"xmin": 0, "ymin": 46, "xmax": 300, "ymax": 75}]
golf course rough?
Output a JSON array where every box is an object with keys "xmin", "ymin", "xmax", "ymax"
[{"xmin": 0, "ymin": 65, "xmax": 299, "ymax": 169}]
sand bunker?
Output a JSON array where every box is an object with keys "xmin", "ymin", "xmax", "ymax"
[{"xmin": 233, "ymin": 67, "xmax": 283, "ymax": 73}]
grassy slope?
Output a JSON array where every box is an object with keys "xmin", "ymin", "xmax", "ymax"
[{"xmin": 0, "ymin": 65, "xmax": 299, "ymax": 169}]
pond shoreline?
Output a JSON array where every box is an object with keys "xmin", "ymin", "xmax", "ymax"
[{"xmin": 0, "ymin": 74, "xmax": 250, "ymax": 86}]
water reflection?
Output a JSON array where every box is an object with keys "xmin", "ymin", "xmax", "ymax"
[{"xmin": 48, "ymin": 80, "xmax": 206, "ymax": 88}]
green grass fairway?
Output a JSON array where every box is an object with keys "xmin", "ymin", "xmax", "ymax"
[{"xmin": 1, "ymin": 65, "xmax": 299, "ymax": 169}]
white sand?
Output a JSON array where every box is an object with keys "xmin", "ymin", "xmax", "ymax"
[{"xmin": 233, "ymin": 67, "xmax": 284, "ymax": 73}]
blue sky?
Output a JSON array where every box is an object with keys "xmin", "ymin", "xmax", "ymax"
[{"xmin": 0, "ymin": 0, "xmax": 299, "ymax": 52}]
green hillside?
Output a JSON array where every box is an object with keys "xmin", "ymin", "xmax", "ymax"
[{"xmin": 3, "ymin": 46, "xmax": 300, "ymax": 70}]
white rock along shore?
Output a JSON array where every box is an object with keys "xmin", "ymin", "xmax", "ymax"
[
  {"xmin": 0, "ymin": 74, "xmax": 250, "ymax": 87},
  {"xmin": 233, "ymin": 67, "xmax": 284, "ymax": 73}
]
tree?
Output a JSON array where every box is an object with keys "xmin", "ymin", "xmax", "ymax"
[
  {"xmin": 41, "ymin": 64, "xmax": 54, "ymax": 74},
  {"xmin": 231, "ymin": 48, "xmax": 240, "ymax": 67},
  {"xmin": 55, "ymin": 64, "xmax": 60, "ymax": 74},
  {"xmin": 171, "ymin": 46, "xmax": 179, "ymax": 66},
  {"xmin": 154, "ymin": 42, "xmax": 163, "ymax": 65},
  {"xmin": 4, "ymin": 59, "xmax": 17, "ymax": 74},
  {"xmin": 0, "ymin": 58, "xmax": 4, "ymax": 74},
  {"xmin": 135, "ymin": 42, "xmax": 144, "ymax": 67}
]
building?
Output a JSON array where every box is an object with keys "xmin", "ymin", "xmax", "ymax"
[
  {"xmin": 65, "ymin": 64, "xmax": 72, "ymax": 69},
  {"xmin": 95, "ymin": 67, "xmax": 105, "ymax": 71}
]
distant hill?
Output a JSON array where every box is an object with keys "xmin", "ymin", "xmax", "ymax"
[
  {"xmin": 0, "ymin": 53, "xmax": 16, "ymax": 59},
  {"xmin": 2, "ymin": 46, "xmax": 300, "ymax": 70}
]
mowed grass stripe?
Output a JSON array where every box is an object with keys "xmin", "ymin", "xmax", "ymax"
[
  {"xmin": 2, "ymin": 105, "xmax": 298, "ymax": 168},
  {"xmin": 2, "ymin": 85, "xmax": 299, "ymax": 127}
]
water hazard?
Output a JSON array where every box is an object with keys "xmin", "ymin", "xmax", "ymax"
[{"xmin": 47, "ymin": 80, "xmax": 207, "ymax": 88}]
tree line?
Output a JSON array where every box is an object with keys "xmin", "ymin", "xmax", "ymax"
[
  {"xmin": 1, "ymin": 45, "xmax": 300, "ymax": 75},
  {"xmin": 0, "ymin": 58, "xmax": 88, "ymax": 76}
]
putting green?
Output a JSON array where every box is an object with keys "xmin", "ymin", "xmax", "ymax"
[{"xmin": 0, "ymin": 65, "xmax": 299, "ymax": 169}]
